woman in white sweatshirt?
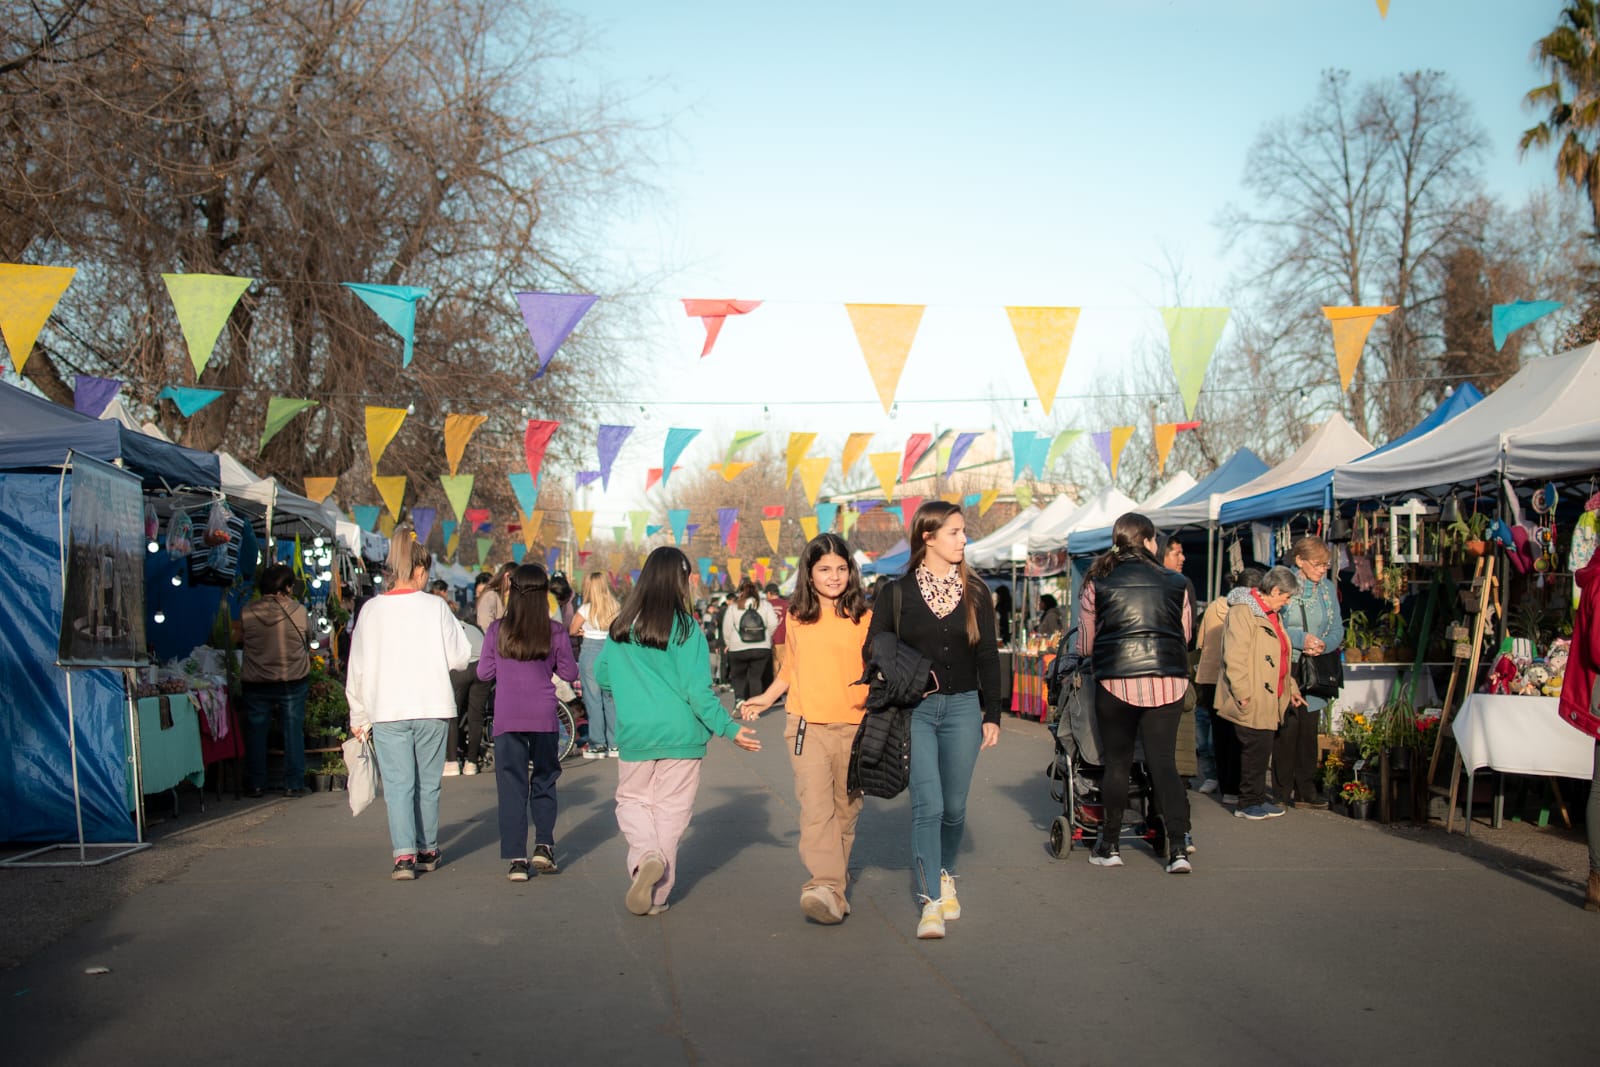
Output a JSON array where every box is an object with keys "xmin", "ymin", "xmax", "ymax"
[{"xmin": 346, "ymin": 526, "xmax": 471, "ymax": 880}]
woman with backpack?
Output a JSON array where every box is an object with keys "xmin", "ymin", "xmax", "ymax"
[{"xmin": 722, "ymin": 578, "xmax": 778, "ymax": 705}]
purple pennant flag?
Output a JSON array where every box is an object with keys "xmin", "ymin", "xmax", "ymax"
[
  {"xmin": 945, "ymin": 431, "xmax": 979, "ymax": 477},
  {"xmin": 545, "ymin": 546, "xmax": 561, "ymax": 571},
  {"xmin": 856, "ymin": 500, "xmax": 882, "ymax": 514},
  {"xmin": 717, "ymin": 507, "xmax": 739, "ymax": 544},
  {"xmin": 516, "ymin": 292, "xmax": 598, "ymax": 379},
  {"xmin": 629, "ymin": 569, "xmax": 641, "ymax": 583},
  {"xmin": 411, "ymin": 507, "xmax": 437, "ymax": 545},
  {"xmin": 1091, "ymin": 430, "xmax": 1113, "ymax": 472},
  {"xmin": 575, "ymin": 470, "xmax": 602, "ymax": 489},
  {"xmin": 597, "ymin": 424, "xmax": 633, "ymax": 489},
  {"xmin": 685, "ymin": 523, "xmax": 701, "ymax": 541},
  {"xmin": 74, "ymin": 375, "xmax": 122, "ymax": 417}
]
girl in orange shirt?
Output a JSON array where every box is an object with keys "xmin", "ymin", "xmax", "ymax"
[{"xmin": 739, "ymin": 533, "xmax": 871, "ymax": 925}]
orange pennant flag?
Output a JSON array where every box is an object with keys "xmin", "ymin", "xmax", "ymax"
[
  {"xmin": 785, "ymin": 432, "xmax": 817, "ymax": 487},
  {"xmin": 868, "ymin": 452, "xmax": 900, "ymax": 502},
  {"xmin": 365, "ymin": 405, "xmax": 408, "ymax": 471},
  {"xmin": 1323, "ymin": 306, "xmax": 1396, "ymax": 391},
  {"xmin": 1153, "ymin": 423, "xmax": 1178, "ymax": 476},
  {"xmin": 796, "ymin": 456, "xmax": 830, "ymax": 507},
  {"xmin": 1005, "ymin": 306, "xmax": 1081, "ymax": 415},
  {"xmin": 443, "ymin": 413, "xmax": 487, "ymax": 477},
  {"xmin": 0, "ymin": 263, "xmax": 76, "ymax": 374},
  {"xmin": 978, "ymin": 489, "xmax": 1000, "ymax": 516},
  {"xmin": 845, "ymin": 304, "xmax": 924, "ymax": 412},
  {"xmin": 841, "ymin": 432, "xmax": 874, "ymax": 477},
  {"xmin": 570, "ymin": 511, "xmax": 595, "ymax": 546},
  {"xmin": 302, "ymin": 477, "xmax": 337, "ymax": 504},
  {"xmin": 521, "ymin": 509, "xmax": 545, "ymax": 550},
  {"xmin": 800, "ymin": 516, "xmax": 819, "ymax": 540},
  {"xmin": 762, "ymin": 518, "xmax": 782, "ymax": 554},
  {"xmin": 727, "ymin": 558, "xmax": 743, "ymax": 587},
  {"xmin": 940, "ymin": 492, "xmax": 962, "ymax": 504},
  {"xmin": 373, "ymin": 475, "xmax": 406, "ymax": 517},
  {"xmin": 1109, "ymin": 426, "xmax": 1135, "ymax": 481}
]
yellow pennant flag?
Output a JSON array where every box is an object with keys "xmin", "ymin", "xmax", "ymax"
[
  {"xmin": 1016, "ymin": 484, "xmax": 1034, "ymax": 509},
  {"xmin": 439, "ymin": 473, "xmax": 474, "ymax": 521},
  {"xmin": 796, "ymin": 456, "xmax": 830, "ymax": 507},
  {"xmin": 940, "ymin": 492, "xmax": 962, "ymax": 504},
  {"xmin": 1153, "ymin": 423, "xmax": 1178, "ymax": 475},
  {"xmin": 719, "ymin": 461, "xmax": 754, "ymax": 481},
  {"xmin": 365, "ymin": 406, "xmax": 408, "ymax": 470},
  {"xmin": 978, "ymin": 489, "xmax": 1000, "ymax": 516},
  {"xmin": 762, "ymin": 518, "xmax": 782, "ymax": 553},
  {"xmin": 841, "ymin": 432, "xmax": 874, "ymax": 477},
  {"xmin": 443, "ymin": 413, "xmax": 487, "ymax": 476},
  {"xmin": 162, "ymin": 273, "xmax": 253, "ymax": 376},
  {"xmin": 1323, "ymin": 306, "xmax": 1396, "ymax": 391},
  {"xmin": 1109, "ymin": 426, "xmax": 1135, "ymax": 481},
  {"xmin": 728, "ymin": 558, "xmax": 743, "ymax": 587},
  {"xmin": 378, "ymin": 513, "xmax": 397, "ymax": 538},
  {"xmin": 522, "ymin": 509, "xmax": 545, "ymax": 550},
  {"xmin": 445, "ymin": 529, "xmax": 460, "ymax": 560},
  {"xmin": 302, "ymin": 477, "xmax": 337, "ymax": 504},
  {"xmin": 373, "ymin": 475, "xmax": 407, "ymax": 517},
  {"xmin": 845, "ymin": 304, "xmax": 924, "ymax": 412},
  {"xmin": 867, "ymin": 452, "xmax": 900, "ymax": 501},
  {"xmin": 0, "ymin": 263, "xmax": 76, "ymax": 374},
  {"xmin": 1005, "ymin": 306, "xmax": 1081, "ymax": 415},
  {"xmin": 842, "ymin": 509, "xmax": 859, "ymax": 537},
  {"xmin": 1376, "ymin": 0, "xmax": 1389, "ymax": 16},
  {"xmin": 800, "ymin": 516, "xmax": 819, "ymax": 540},
  {"xmin": 785, "ymin": 432, "xmax": 817, "ymax": 487},
  {"xmin": 571, "ymin": 510, "xmax": 594, "ymax": 546}
]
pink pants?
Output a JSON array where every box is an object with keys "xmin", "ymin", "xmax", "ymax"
[{"xmin": 615, "ymin": 758, "xmax": 702, "ymax": 907}]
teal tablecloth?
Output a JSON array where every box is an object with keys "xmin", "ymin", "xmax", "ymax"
[{"xmin": 134, "ymin": 694, "xmax": 206, "ymax": 796}]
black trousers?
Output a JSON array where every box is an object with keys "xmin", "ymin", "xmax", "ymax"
[
  {"xmin": 1212, "ymin": 714, "xmax": 1242, "ymax": 797},
  {"xmin": 726, "ymin": 648, "xmax": 771, "ymax": 701},
  {"xmin": 494, "ymin": 730, "xmax": 561, "ymax": 859},
  {"xmin": 1237, "ymin": 725, "xmax": 1274, "ymax": 808},
  {"xmin": 1093, "ymin": 687, "xmax": 1189, "ymax": 848},
  {"xmin": 449, "ymin": 666, "xmax": 491, "ymax": 763},
  {"xmin": 1272, "ymin": 705, "xmax": 1320, "ymax": 803}
]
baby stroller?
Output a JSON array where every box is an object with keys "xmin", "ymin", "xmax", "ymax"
[{"xmin": 1044, "ymin": 629, "xmax": 1156, "ymax": 858}]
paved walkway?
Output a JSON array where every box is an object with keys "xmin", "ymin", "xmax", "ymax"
[{"xmin": 3, "ymin": 711, "xmax": 1598, "ymax": 1065}]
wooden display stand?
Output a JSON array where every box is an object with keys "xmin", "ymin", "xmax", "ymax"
[{"xmin": 1425, "ymin": 555, "xmax": 1498, "ymax": 832}]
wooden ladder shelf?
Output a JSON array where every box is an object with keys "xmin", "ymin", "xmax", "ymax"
[{"xmin": 1426, "ymin": 554, "xmax": 1499, "ymax": 832}]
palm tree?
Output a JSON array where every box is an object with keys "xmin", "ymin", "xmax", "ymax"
[{"xmin": 1522, "ymin": 1, "xmax": 1600, "ymax": 239}]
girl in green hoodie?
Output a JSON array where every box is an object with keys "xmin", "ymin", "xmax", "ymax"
[{"xmin": 596, "ymin": 547, "xmax": 761, "ymax": 915}]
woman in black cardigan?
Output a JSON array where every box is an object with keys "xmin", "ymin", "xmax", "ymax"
[{"xmin": 868, "ymin": 501, "xmax": 1002, "ymax": 940}]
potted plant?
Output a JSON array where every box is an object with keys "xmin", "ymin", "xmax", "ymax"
[
  {"xmin": 1337, "ymin": 710, "xmax": 1380, "ymax": 764},
  {"xmin": 1413, "ymin": 711, "xmax": 1442, "ymax": 762},
  {"xmin": 1344, "ymin": 612, "xmax": 1372, "ymax": 663},
  {"xmin": 304, "ymin": 655, "xmax": 350, "ymax": 749},
  {"xmin": 319, "ymin": 755, "xmax": 348, "ymax": 791},
  {"xmin": 1341, "ymin": 779, "xmax": 1376, "ymax": 819},
  {"xmin": 1320, "ymin": 750, "xmax": 1346, "ymax": 803},
  {"xmin": 1375, "ymin": 696, "xmax": 1417, "ymax": 771},
  {"xmin": 1442, "ymin": 511, "xmax": 1490, "ymax": 561}
]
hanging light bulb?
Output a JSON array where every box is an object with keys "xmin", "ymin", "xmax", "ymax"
[
  {"xmin": 309, "ymin": 638, "xmax": 321, "ymax": 650},
  {"xmin": 170, "ymin": 574, "xmax": 183, "ymax": 587},
  {"xmin": 147, "ymin": 540, "xmax": 160, "ymax": 553},
  {"xmin": 153, "ymin": 610, "xmax": 166, "ymax": 624},
  {"xmin": 313, "ymin": 536, "xmax": 325, "ymax": 548}
]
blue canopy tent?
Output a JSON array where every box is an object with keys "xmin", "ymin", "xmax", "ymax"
[
  {"xmin": 0, "ymin": 382, "xmax": 222, "ymax": 848},
  {"xmin": 1216, "ymin": 385, "xmax": 1484, "ymax": 525},
  {"xmin": 860, "ymin": 541, "xmax": 911, "ymax": 577}
]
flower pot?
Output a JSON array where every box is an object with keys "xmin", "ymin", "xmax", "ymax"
[
  {"xmin": 1346, "ymin": 800, "xmax": 1372, "ymax": 820},
  {"xmin": 333, "ymin": 775, "xmax": 347, "ymax": 791},
  {"xmin": 1342, "ymin": 741, "xmax": 1361, "ymax": 762},
  {"xmin": 1386, "ymin": 745, "xmax": 1411, "ymax": 772},
  {"xmin": 313, "ymin": 774, "xmax": 331, "ymax": 793},
  {"xmin": 1465, "ymin": 540, "xmax": 1488, "ymax": 558},
  {"xmin": 1345, "ymin": 647, "xmax": 1366, "ymax": 663}
]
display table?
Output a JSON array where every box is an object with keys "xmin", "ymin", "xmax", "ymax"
[
  {"xmin": 1335, "ymin": 662, "xmax": 1440, "ymax": 716},
  {"xmin": 1452, "ymin": 694, "xmax": 1594, "ymax": 833},
  {"xmin": 133, "ymin": 694, "xmax": 206, "ymax": 801},
  {"xmin": 1010, "ymin": 653, "xmax": 1055, "ymax": 720}
]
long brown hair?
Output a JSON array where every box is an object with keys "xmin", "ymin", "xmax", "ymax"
[
  {"xmin": 497, "ymin": 564, "xmax": 553, "ymax": 661},
  {"xmin": 609, "ymin": 546, "xmax": 694, "ymax": 649},
  {"xmin": 788, "ymin": 533, "xmax": 868, "ymax": 624},
  {"xmin": 905, "ymin": 500, "xmax": 984, "ymax": 645},
  {"xmin": 1087, "ymin": 511, "xmax": 1159, "ymax": 581}
]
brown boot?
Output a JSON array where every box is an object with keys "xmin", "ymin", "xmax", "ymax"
[{"xmin": 1587, "ymin": 871, "xmax": 1600, "ymax": 913}]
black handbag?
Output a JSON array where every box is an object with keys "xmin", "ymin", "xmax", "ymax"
[
  {"xmin": 848, "ymin": 583, "xmax": 918, "ymax": 799},
  {"xmin": 1294, "ymin": 601, "xmax": 1344, "ymax": 699}
]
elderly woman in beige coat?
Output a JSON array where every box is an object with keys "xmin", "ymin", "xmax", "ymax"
[{"xmin": 1217, "ymin": 565, "xmax": 1305, "ymax": 820}]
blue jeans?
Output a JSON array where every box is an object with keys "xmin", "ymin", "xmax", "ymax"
[
  {"xmin": 579, "ymin": 639, "xmax": 617, "ymax": 750},
  {"xmin": 908, "ymin": 691, "xmax": 982, "ymax": 901},
  {"xmin": 241, "ymin": 678, "xmax": 308, "ymax": 791},
  {"xmin": 495, "ymin": 731, "xmax": 562, "ymax": 858},
  {"xmin": 1193, "ymin": 703, "xmax": 1217, "ymax": 782},
  {"xmin": 371, "ymin": 719, "xmax": 449, "ymax": 858}
]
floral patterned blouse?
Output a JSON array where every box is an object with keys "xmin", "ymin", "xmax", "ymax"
[{"xmin": 915, "ymin": 563, "xmax": 964, "ymax": 618}]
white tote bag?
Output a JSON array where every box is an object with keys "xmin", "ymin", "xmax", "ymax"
[{"xmin": 341, "ymin": 736, "xmax": 380, "ymax": 817}]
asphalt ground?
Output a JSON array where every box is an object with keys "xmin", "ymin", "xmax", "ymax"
[{"xmin": 3, "ymin": 707, "xmax": 1598, "ymax": 1066}]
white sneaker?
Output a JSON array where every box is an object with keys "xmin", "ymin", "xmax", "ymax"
[
  {"xmin": 1197, "ymin": 778, "xmax": 1219, "ymax": 795},
  {"xmin": 607, "ymin": 747, "xmax": 621, "ymax": 758},
  {"xmin": 939, "ymin": 870, "xmax": 960, "ymax": 920},
  {"xmin": 440, "ymin": 762, "xmax": 459, "ymax": 777},
  {"xmin": 916, "ymin": 898, "xmax": 945, "ymax": 939},
  {"xmin": 582, "ymin": 748, "xmax": 605, "ymax": 760},
  {"xmin": 461, "ymin": 762, "xmax": 478, "ymax": 776},
  {"xmin": 1221, "ymin": 793, "xmax": 1239, "ymax": 805},
  {"xmin": 800, "ymin": 886, "xmax": 843, "ymax": 925}
]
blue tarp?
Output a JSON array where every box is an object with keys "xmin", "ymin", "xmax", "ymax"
[
  {"xmin": 1216, "ymin": 385, "xmax": 1483, "ymax": 525},
  {"xmin": 861, "ymin": 545, "xmax": 910, "ymax": 577},
  {"xmin": 0, "ymin": 471, "xmax": 136, "ymax": 842},
  {"xmin": 1069, "ymin": 448, "xmax": 1271, "ymax": 555},
  {"xmin": 0, "ymin": 381, "xmax": 220, "ymax": 489}
]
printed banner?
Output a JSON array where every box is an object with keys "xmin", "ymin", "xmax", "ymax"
[
  {"xmin": 345, "ymin": 283, "xmax": 429, "ymax": 367},
  {"xmin": 57, "ymin": 455, "xmax": 145, "ymax": 667},
  {"xmin": 0, "ymin": 263, "xmax": 76, "ymax": 374},
  {"xmin": 1006, "ymin": 306, "xmax": 1081, "ymax": 415},
  {"xmin": 443, "ymin": 413, "xmax": 487, "ymax": 477},
  {"xmin": 163, "ymin": 273, "xmax": 253, "ymax": 376},
  {"xmin": 846, "ymin": 303, "xmax": 925, "ymax": 412}
]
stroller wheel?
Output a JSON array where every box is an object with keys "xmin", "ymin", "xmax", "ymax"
[{"xmin": 1048, "ymin": 815, "xmax": 1072, "ymax": 859}]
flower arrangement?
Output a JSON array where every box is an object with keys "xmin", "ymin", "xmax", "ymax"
[
  {"xmin": 1320, "ymin": 751, "xmax": 1345, "ymax": 790},
  {"xmin": 304, "ymin": 656, "xmax": 349, "ymax": 743},
  {"xmin": 1413, "ymin": 712, "xmax": 1442, "ymax": 756},
  {"xmin": 1341, "ymin": 780, "xmax": 1375, "ymax": 805},
  {"xmin": 1338, "ymin": 711, "xmax": 1381, "ymax": 762}
]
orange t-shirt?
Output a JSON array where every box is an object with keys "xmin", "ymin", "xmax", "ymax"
[{"xmin": 778, "ymin": 607, "xmax": 873, "ymax": 725}]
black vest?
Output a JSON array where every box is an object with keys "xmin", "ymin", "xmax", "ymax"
[{"xmin": 1091, "ymin": 559, "xmax": 1189, "ymax": 679}]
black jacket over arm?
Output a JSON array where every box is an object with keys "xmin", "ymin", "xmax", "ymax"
[{"xmin": 868, "ymin": 571, "xmax": 1003, "ymax": 724}]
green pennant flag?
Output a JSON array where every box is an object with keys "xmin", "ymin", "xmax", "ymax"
[
  {"xmin": 440, "ymin": 473, "xmax": 474, "ymax": 522},
  {"xmin": 629, "ymin": 510, "xmax": 650, "ymax": 543},
  {"xmin": 1161, "ymin": 307, "xmax": 1231, "ymax": 419},
  {"xmin": 259, "ymin": 397, "xmax": 317, "ymax": 453},
  {"xmin": 477, "ymin": 536, "xmax": 494, "ymax": 564},
  {"xmin": 163, "ymin": 273, "xmax": 253, "ymax": 376},
  {"xmin": 1046, "ymin": 430, "xmax": 1083, "ymax": 470},
  {"xmin": 724, "ymin": 429, "xmax": 764, "ymax": 464}
]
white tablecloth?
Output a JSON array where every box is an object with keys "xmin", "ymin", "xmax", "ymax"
[{"xmin": 1452, "ymin": 694, "xmax": 1595, "ymax": 779}]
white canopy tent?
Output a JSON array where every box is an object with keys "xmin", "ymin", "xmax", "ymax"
[
  {"xmin": 964, "ymin": 505, "xmax": 1043, "ymax": 571},
  {"xmin": 1140, "ymin": 471, "xmax": 1196, "ymax": 509},
  {"xmin": 1334, "ymin": 342, "xmax": 1600, "ymax": 498},
  {"xmin": 1029, "ymin": 486, "xmax": 1139, "ymax": 554}
]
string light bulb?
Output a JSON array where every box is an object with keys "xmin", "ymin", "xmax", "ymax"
[{"xmin": 153, "ymin": 610, "xmax": 166, "ymax": 624}]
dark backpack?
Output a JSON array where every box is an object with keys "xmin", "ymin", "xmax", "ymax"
[{"xmin": 737, "ymin": 603, "xmax": 767, "ymax": 643}]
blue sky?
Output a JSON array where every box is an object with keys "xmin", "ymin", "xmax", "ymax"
[{"xmin": 559, "ymin": 0, "xmax": 1569, "ymax": 514}]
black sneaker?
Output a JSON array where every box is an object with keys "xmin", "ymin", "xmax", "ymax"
[
  {"xmin": 416, "ymin": 850, "xmax": 441, "ymax": 872},
  {"xmin": 507, "ymin": 860, "xmax": 531, "ymax": 882},
  {"xmin": 391, "ymin": 856, "xmax": 416, "ymax": 881},
  {"xmin": 531, "ymin": 844, "xmax": 559, "ymax": 873},
  {"xmin": 1166, "ymin": 850, "xmax": 1193, "ymax": 874},
  {"xmin": 1088, "ymin": 842, "xmax": 1123, "ymax": 868}
]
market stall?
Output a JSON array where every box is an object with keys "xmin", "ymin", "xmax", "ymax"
[{"xmin": 1453, "ymin": 694, "xmax": 1592, "ymax": 833}]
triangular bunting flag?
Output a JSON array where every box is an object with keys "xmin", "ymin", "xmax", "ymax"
[
  {"xmin": 845, "ymin": 304, "xmax": 925, "ymax": 412},
  {"xmin": 816, "ymin": 502, "xmax": 839, "ymax": 534},
  {"xmin": 978, "ymin": 489, "xmax": 1000, "ymax": 516},
  {"xmin": 477, "ymin": 536, "xmax": 494, "ymax": 565},
  {"xmin": 720, "ymin": 461, "xmax": 754, "ymax": 481},
  {"xmin": 365, "ymin": 405, "xmax": 407, "ymax": 469},
  {"xmin": 571, "ymin": 510, "xmax": 594, "ymax": 546},
  {"xmin": 667, "ymin": 508, "xmax": 690, "ymax": 545},
  {"xmin": 717, "ymin": 507, "xmax": 739, "ymax": 549},
  {"xmin": 352, "ymin": 505, "xmax": 381, "ymax": 532},
  {"xmin": 508, "ymin": 472, "xmax": 538, "ymax": 516},
  {"xmin": 163, "ymin": 273, "xmax": 253, "ymax": 376},
  {"xmin": 345, "ymin": 283, "xmax": 429, "ymax": 367},
  {"xmin": 1492, "ymin": 300, "xmax": 1562, "ymax": 351},
  {"xmin": 1109, "ymin": 425, "xmax": 1135, "ymax": 480},
  {"xmin": 1012, "ymin": 431, "xmax": 1040, "ymax": 482},
  {"xmin": 629, "ymin": 511, "xmax": 650, "ymax": 542},
  {"xmin": 661, "ymin": 428, "xmax": 699, "ymax": 487},
  {"xmin": 762, "ymin": 519, "xmax": 782, "ymax": 553},
  {"xmin": 73, "ymin": 375, "xmax": 121, "ymax": 417},
  {"xmin": 1161, "ymin": 307, "xmax": 1231, "ymax": 418},
  {"xmin": 1322, "ymin": 306, "xmax": 1397, "ymax": 391},
  {"xmin": 521, "ymin": 510, "xmax": 545, "ymax": 550},
  {"xmin": 159, "ymin": 386, "xmax": 224, "ymax": 417},
  {"xmin": 901, "ymin": 496, "xmax": 923, "ymax": 532},
  {"xmin": 785, "ymin": 432, "xmax": 817, "ymax": 487},
  {"xmin": 841, "ymin": 432, "xmax": 874, "ymax": 477},
  {"xmin": 512, "ymin": 544, "xmax": 527, "ymax": 564},
  {"xmin": 728, "ymin": 558, "xmax": 743, "ymax": 587},
  {"xmin": 1376, "ymin": 0, "xmax": 1390, "ymax": 16},
  {"xmin": 378, "ymin": 513, "xmax": 397, "ymax": 538},
  {"xmin": 796, "ymin": 456, "xmax": 829, "ymax": 507},
  {"xmin": 868, "ymin": 452, "xmax": 900, "ymax": 501},
  {"xmin": 763, "ymin": 505, "xmax": 786, "ymax": 519},
  {"xmin": 683, "ymin": 298, "xmax": 761, "ymax": 356},
  {"xmin": 463, "ymin": 507, "xmax": 491, "ymax": 532},
  {"xmin": 1154, "ymin": 423, "xmax": 1178, "ymax": 476},
  {"xmin": 575, "ymin": 471, "xmax": 602, "ymax": 489},
  {"xmin": 262, "ymin": 397, "xmax": 317, "ymax": 452},
  {"xmin": 411, "ymin": 507, "xmax": 437, "ymax": 545},
  {"xmin": 1046, "ymin": 430, "xmax": 1083, "ymax": 470},
  {"xmin": 302, "ymin": 477, "xmax": 337, "ymax": 503},
  {"xmin": 439, "ymin": 473, "xmax": 474, "ymax": 522},
  {"xmin": 901, "ymin": 433, "xmax": 933, "ymax": 484},
  {"xmin": 724, "ymin": 429, "xmax": 763, "ymax": 464},
  {"xmin": 0, "ymin": 263, "xmax": 76, "ymax": 374},
  {"xmin": 697, "ymin": 557, "xmax": 714, "ymax": 584},
  {"xmin": 516, "ymin": 291, "xmax": 597, "ymax": 378},
  {"xmin": 945, "ymin": 431, "xmax": 980, "ymax": 477},
  {"xmin": 546, "ymin": 546, "xmax": 561, "ymax": 572},
  {"xmin": 940, "ymin": 492, "xmax": 962, "ymax": 504},
  {"xmin": 372, "ymin": 475, "xmax": 406, "ymax": 518},
  {"xmin": 523, "ymin": 419, "xmax": 560, "ymax": 484},
  {"xmin": 597, "ymin": 424, "xmax": 633, "ymax": 489},
  {"xmin": 1006, "ymin": 306, "xmax": 1081, "ymax": 414},
  {"xmin": 443, "ymin": 413, "xmax": 487, "ymax": 477},
  {"xmin": 1015, "ymin": 484, "xmax": 1034, "ymax": 509},
  {"xmin": 842, "ymin": 509, "xmax": 858, "ymax": 537},
  {"xmin": 800, "ymin": 516, "xmax": 819, "ymax": 540}
]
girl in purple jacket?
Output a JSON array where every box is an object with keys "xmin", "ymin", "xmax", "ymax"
[{"xmin": 478, "ymin": 563, "xmax": 579, "ymax": 881}]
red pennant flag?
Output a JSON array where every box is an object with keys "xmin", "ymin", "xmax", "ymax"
[
  {"xmin": 900, "ymin": 434, "xmax": 933, "ymax": 485},
  {"xmin": 524, "ymin": 419, "xmax": 559, "ymax": 484},
  {"xmin": 683, "ymin": 299, "xmax": 761, "ymax": 357},
  {"xmin": 762, "ymin": 505, "xmax": 785, "ymax": 519},
  {"xmin": 901, "ymin": 496, "xmax": 923, "ymax": 532},
  {"xmin": 646, "ymin": 466, "xmax": 682, "ymax": 492},
  {"xmin": 463, "ymin": 507, "xmax": 491, "ymax": 532}
]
